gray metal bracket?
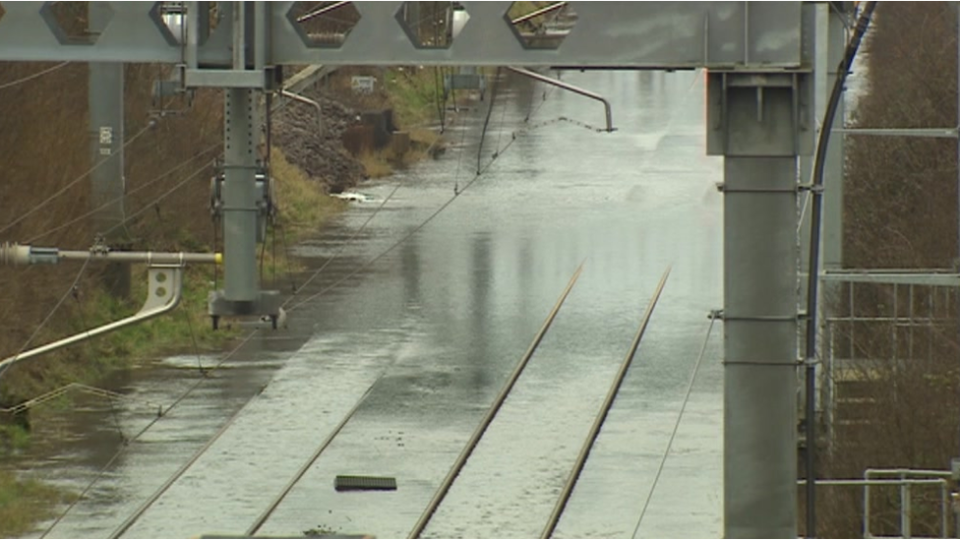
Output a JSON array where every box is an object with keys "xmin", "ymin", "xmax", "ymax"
[
  {"xmin": 0, "ymin": 265, "xmax": 184, "ymax": 371},
  {"xmin": 505, "ymin": 66, "xmax": 614, "ymax": 132},
  {"xmin": 209, "ymin": 167, "xmax": 275, "ymax": 243},
  {"xmin": 207, "ymin": 289, "xmax": 284, "ymax": 330},
  {"xmin": 0, "ymin": 3, "xmax": 805, "ymax": 68},
  {"xmin": 707, "ymin": 70, "xmax": 813, "ymax": 157},
  {"xmin": 821, "ymin": 269, "xmax": 960, "ymax": 287}
]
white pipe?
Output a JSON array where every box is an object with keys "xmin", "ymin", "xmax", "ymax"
[
  {"xmin": 0, "ymin": 266, "xmax": 184, "ymax": 371},
  {"xmin": 280, "ymin": 89, "xmax": 323, "ymax": 137}
]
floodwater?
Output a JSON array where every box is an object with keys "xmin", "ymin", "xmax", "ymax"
[{"xmin": 16, "ymin": 69, "xmax": 723, "ymax": 539}]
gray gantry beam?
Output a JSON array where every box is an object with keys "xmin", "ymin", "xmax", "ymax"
[
  {"xmin": 0, "ymin": 2, "xmax": 803, "ymax": 68},
  {"xmin": 709, "ymin": 70, "xmax": 812, "ymax": 538},
  {"xmin": 0, "ymin": 2, "xmax": 817, "ymax": 536}
]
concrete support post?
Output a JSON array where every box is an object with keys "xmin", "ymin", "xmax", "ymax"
[
  {"xmin": 222, "ymin": 87, "xmax": 259, "ymax": 303},
  {"xmin": 708, "ymin": 71, "xmax": 810, "ymax": 538},
  {"xmin": 89, "ymin": 1, "xmax": 129, "ymax": 298},
  {"xmin": 88, "ymin": 1, "xmax": 125, "ymax": 236}
]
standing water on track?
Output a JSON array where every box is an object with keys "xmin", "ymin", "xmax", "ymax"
[{"xmin": 16, "ymin": 69, "xmax": 723, "ymax": 539}]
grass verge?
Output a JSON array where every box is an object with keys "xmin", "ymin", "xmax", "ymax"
[
  {"xmin": 0, "ymin": 470, "xmax": 64, "ymax": 537},
  {"xmin": 0, "ymin": 145, "xmax": 346, "ymax": 535}
]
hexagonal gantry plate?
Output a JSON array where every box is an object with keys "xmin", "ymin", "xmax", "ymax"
[
  {"xmin": 396, "ymin": 1, "xmax": 469, "ymax": 50},
  {"xmin": 288, "ymin": 1, "xmax": 360, "ymax": 49},
  {"xmin": 41, "ymin": 1, "xmax": 113, "ymax": 46},
  {"xmin": 151, "ymin": 1, "xmax": 221, "ymax": 46},
  {"xmin": 505, "ymin": 1, "xmax": 577, "ymax": 50}
]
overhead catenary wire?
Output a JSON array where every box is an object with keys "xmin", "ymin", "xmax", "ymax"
[
  {"xmin": 106, "ymin": 73, "xmax": 478, "ymax": 539},
  {"xmin": 0, "ymin": 61, "xmax": 70, "ymax": 91},
  {"xmin": 244, "ymin": 382, "xmax": 379, "ymax": 537},
  {"xmin": 0, "ymin": 121, "xmax": 157, "ymax": 238},
  {"xmin": 283, "ymin": 68, "xmax": 497, "ymax": 309},
  {"xmin": 288, "ymin": 75, "xmax": 591, "ymax": 315},
  {"xmin": 0, "ymin": 258, "xmax": 91, "ymax": 382},
  {"xmin": 476, "ymin": 68, "xmax": 503, "ymax": 174},
  {"xmin": 54, "ymin": 71, "xmax": 571, "ymax": 535},
  {"xmin": 103, "ymin": 162, "xmax": 214, "ymax": 237},
  {"xmin": 26, "ymin": 142, "xmax": 222, "ymax": 244},
  {"xmin": 801, "ymin": 3, "xmax": 877, "ymax": 537},
  {"xmin": 40, "ymin": 329, "xmax": 260, "ymax": 538},
  {"xmin": 114, "ymin": 74, "xmax": 569, "ymax": 535},
  {"xmin": 632, "ymin": 315, "xmax": 718, "ymax": 537}
]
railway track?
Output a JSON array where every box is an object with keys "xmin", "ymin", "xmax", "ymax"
[
  {"xmin": 109, "ymin": 263, "xmax": 671, "ymax": 538},
  {"xmin": 408, "ymin": 266, "xmax": 671, "ymax": 539},
  {"xmin": 244, "ymin": 262, "xmax": 586, "ymax": 538}
]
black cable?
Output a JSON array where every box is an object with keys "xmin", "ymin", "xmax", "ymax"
[
  {"xmin": 213, "ymin": 217, "xmax": 221, "ymax": 292},
  {"xmin": 477, "ymin": 68, "xmax": 503, "ymax": 175},
  {"xmin": 433, "ymin": 66, "xmax": 447, "ymax": 133},
  {"xmin": 803, "ymin": 3, "xmax": 877, "ymax": 537},
  {"xmin": 180, "ymin": 304, "xmax": 207, "ymax": 377},
  {"xmin": 0, "ymin": 121, "xmax": 156, "ymax": 238},
  {"xmin": 258, "ymin": 228, "xmax": 267, "ymax": 284},
  {"xmin": 0, "ymin": 258, "xmax": 91, "ymax": 383},
  {"xmin": 0, "ymin": 62, "xmax": 70, "ymax": 91},
  {"xmin": 271, "ymin": 224, "xmax": 278, "ymax": 289},
  {"xmin": 277, "ymin": 220, "xmax": 298, "ymax": 295}
]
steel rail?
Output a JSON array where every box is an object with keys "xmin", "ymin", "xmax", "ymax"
[
  {"xmin": 541, "ymin": 266, "xmax": 671, "ymax": 538},
  {"xmin": 109, "ymin": 377, "xmax": 381, "ymax": 539},
  {"xmin": 244, "ymin": 385, "xmax": 375, "ymax": 536},
  {"xmin": 407, "ymin": 262, "xmax": 586, "ymax": 539}
]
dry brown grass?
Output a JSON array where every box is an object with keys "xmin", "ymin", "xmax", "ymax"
[
  {"xmin": 809, "ymin": 3, "xmax": 960, "ymax": 537},
  {"xmin": 357, "ymin": 150, "xmax": 394, "ymax": 179},
  {"xmin": 0, "ymin": 62, "xmax": 223, "ymax": 402}
]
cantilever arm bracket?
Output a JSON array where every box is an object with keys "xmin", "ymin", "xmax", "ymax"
[
  {"xmin": 505, "ymin": 66, "xmax": 615, "ymax": 132},
  {"xmin": 0, "ymin": 265, "xmax": 184, "ymax": 372}
]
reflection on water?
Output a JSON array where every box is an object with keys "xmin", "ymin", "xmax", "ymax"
[{"xmin": 14, "ymin": 69, "xmax": 723, "ymax": 539}]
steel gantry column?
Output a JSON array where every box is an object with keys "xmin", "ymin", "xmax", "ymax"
[
  {"xmin": 221, "ymin": 87, "xmax": 259, "ymax": 304},
  {"xmin": 201, "ymin": 2, "xmax": 282, "ymax": 326},
  {"xmin": 709, "ymin": 71, "xmax": 812, "ymax": 538},
  {"xmin": 88, "ymin": 1, "xmax": 125, "ymax": 236},
  {"xmin": 88, "ymin": 1, "xmax": 130, "ymax": 297}
]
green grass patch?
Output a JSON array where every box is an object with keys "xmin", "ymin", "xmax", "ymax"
[
  {"xmin": 272, "ymin": 148, "xmax": 346, "ymax": 238},
  {"xmin": 383, "ymin": 67, "xmax": 446, "ymax": 128},
  {"xmin": 0, "ymin": 424, "xmax": 30, "ymax": 453},
  {"xmin": 0, "ymin": 470, "xmax": 63, "ymax": 537}
]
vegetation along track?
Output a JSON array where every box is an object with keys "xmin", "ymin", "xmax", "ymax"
[{"xmin": 409, "ymin": 266, "xmax": 672, "ymax": 539}]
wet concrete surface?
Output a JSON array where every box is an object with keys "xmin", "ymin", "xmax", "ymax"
[{"xmin": 17, "ymin": 69, "xmax": 723, "ymax": 539}]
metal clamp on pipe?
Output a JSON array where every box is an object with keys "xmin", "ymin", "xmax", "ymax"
[
  {"xmin": 0, "ymin": 242, "xmax": 221, "ymax": 266},
  {"xmin": 0, "ymin": 242, "xmax": 57, "ymax": 265}
]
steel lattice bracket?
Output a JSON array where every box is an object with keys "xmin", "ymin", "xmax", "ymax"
[{"xmin": 0, "ymin": 2, "xmax": 803, "ymax": 69}]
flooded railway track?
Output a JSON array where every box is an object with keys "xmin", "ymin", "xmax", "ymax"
[
  {"xmin": 409, "ymin": 267, "xmax": 671, "ymax": 539},
  {"xmin": 108, "ymin": 263, "xmax": 671, "ymax": 538}
]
